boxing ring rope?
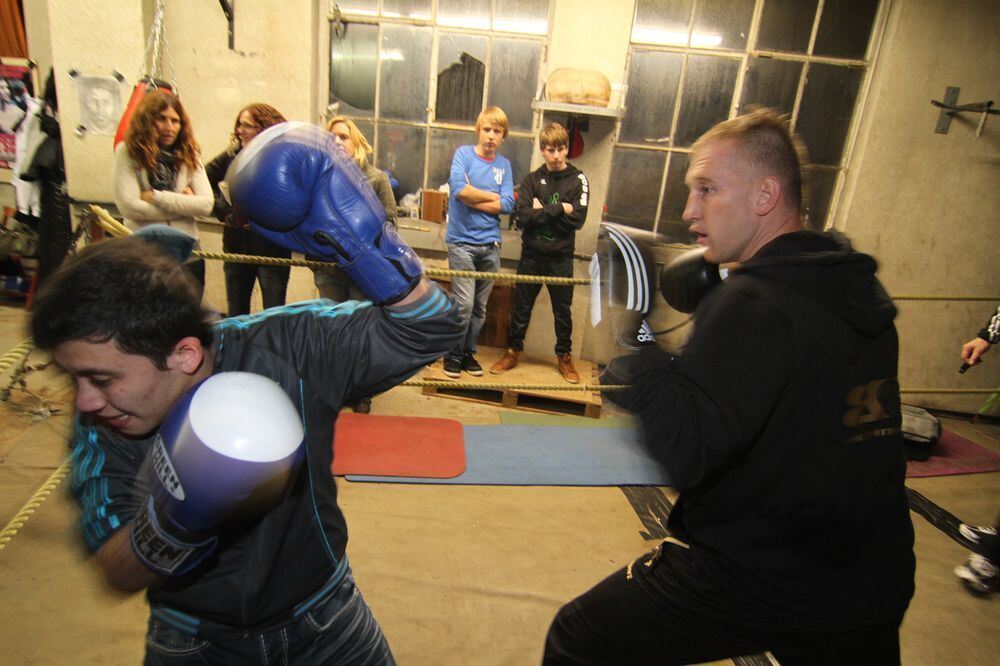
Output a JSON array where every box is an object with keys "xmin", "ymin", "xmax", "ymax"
[
  {"xmin": 0, "ymin": 338, "xmax": 33, "ymax": 376},
  {"xmin": 89, "ymin": 206, "xmax": 1000, "ymax": 297},
  {"xmin": 0, "ymin": 457, "xmax": 72, "ymax": 554}
]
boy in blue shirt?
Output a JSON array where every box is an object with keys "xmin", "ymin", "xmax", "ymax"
[{"xmin": 443, "ymin": 106, "xmax": 515, "ymax": 378}]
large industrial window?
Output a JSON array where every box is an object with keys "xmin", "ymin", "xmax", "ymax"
[
  {"xmin": 606, "ymin": 0, "xmax": 882, "ymax": 241},
  {"xmin": 328, "ymin": 0, "xmax": 550, "ymax": 201}
]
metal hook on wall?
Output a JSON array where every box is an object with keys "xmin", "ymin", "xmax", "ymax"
[{"xmin": 932, "ymin": 87, "xmax": 998, "ymax": 138}]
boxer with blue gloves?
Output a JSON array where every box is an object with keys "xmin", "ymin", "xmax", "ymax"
[
  {"xmin": 32, "ymin": 176, "xmax": 460, "ymax": 661},
  {"xmin": 227, "ymin": 121, "xmax": 422, "ymax": 304}
]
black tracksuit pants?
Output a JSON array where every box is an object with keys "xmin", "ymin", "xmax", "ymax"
[{"xmin": 506, "ymin": 251, "xmax": 574, "ymax": 356}]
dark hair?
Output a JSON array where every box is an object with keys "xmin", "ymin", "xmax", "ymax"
[
  {"xmin": 31, "ymin": 239, "xmax": 213, "ymax": 369},
  {"xmin": 693, "ymin": 107, "xmax": 806, "ymax": 213}
]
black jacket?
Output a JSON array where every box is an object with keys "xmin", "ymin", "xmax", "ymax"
[
  {"xmin": 514, "ymin": 163, "xmax": 589, "ymax": 256},
  {"xmin": 628, "ymin": 230, "xmax": 914, "ymax": 626}
]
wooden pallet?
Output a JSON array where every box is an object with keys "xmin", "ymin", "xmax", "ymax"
[{"xmin": 422, "ymin": 345, "xmax": 603, "ymax": 418}]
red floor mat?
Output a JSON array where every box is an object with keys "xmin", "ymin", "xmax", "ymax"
[
  {"xmin": 907, "ymin": 428, "xmax": 1000, "ymax": 477},
  {"xmin": 332, "ymin": 413, "xmax": 466, "ymax": 478}
]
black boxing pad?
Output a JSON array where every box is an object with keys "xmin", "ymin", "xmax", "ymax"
[{"xmin": 659, "ymin": 247, "xmax": 722, "ymax": 314}]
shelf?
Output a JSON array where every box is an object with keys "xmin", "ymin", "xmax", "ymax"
[{"xmin": 530, "ymin": 100, "xmax": 623, "ymax": 119}]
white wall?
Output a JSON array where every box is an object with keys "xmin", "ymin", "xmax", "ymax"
[{"xmin": 836, "ymin": 0, "xmax": 1000, "ymax": 412}]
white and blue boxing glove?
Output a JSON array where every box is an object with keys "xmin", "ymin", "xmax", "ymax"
[
  {"xmin": 225, "ymin": 121, "xmax": 423, "ymax": 304},
  {"xmin": 130, "ymin": 372, "xmax": 304, "ymax": 577}
]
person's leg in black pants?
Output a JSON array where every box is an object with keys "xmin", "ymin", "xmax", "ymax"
[
  {"xmin": 223, "ymin": 261, "xmax": 256, "ymax": 316},
  {"xmin": 508, "ymin": 253, "xmax": 544, "ymax": 352},
  {"xmin": 547, "ymin": 254, "xmax": 574, "ymax": 357},
  {"xmin": 257, "ymin": 265, "xmax": 290, "ymax": 310}
]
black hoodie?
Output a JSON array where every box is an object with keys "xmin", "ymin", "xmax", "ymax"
[
  {"xmin": 514, "ymin": 163, "xmax": 589, "ymax": 256},
  {"xmin": 629, "ymin": 230, "xmax": 914, "ymax": 627}
]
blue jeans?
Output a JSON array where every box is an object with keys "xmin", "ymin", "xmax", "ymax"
[
  {"xmin": 446, "ymin": 242, "xmax": 501, "ymax": 361},
  {"xmin": 143, "ymin": 570, "xmax": 395, "ymax": 665}
]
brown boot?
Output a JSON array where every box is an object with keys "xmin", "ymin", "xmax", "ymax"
[
  {"xmin": 490, "ymin": 348, "xmax": 519, "ymax": 374},
  {"xmin": 557, "ymin": 353, "xmax": 579, "ymax": 384}
]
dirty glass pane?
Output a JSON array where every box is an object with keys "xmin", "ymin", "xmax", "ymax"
[
  {"xmin": 795, "ymin": 63, "xmax": 863, "ymax": 165},
  {"xmin": 427, "ymin": 128, "xmax": 474, "ymax": 190},
  {"xmin": 631, "ymin": 0, "xmax": 694, "ymax": 46},
  {"xmin": 804, "ymin": 167, "xmax": 838, "ymax": 230},
  {"xmin": 379, "ymin": 24, "xmax": 432, "ymax": 122},
  {"xmin": 500, "ymin": 134, "xmax": 534, "ymax": 189},
  {"xmin": 692, "ymin": 0, "xmax": 754, "ymax": 50},
  {"xmin": 619, "ymin": 50, "xmax": 682, "ymax": 145},
  {"xmin": 813, "ymin": 0, "xmax": 879, "ymax": 59},
  {"xmin": 353, "ymin": 119, "xmax": 376, "ymax": 152},
  {"xmin": 329, "ymin": 22, "xmax": 377, "ymax": 117},
  {"xmin": 377, "ymin": 123, "xmax": 427, "ymax": 200},
  {"xmin": 674, "ymin": 55, "xmax": 739, "ymax": 147},
  {"xmin": 493, "ymin": 0, "xmax": 549, "ymax": 35},
  {"xmin": 756, "ymin": 0, "xmax": 818, "ymax": 54},
  {"xmin": 382, "ymin": 0, "xmax": 432, "ymax": 20},
  {"xmin": 657, "ymin": 151, "xmax": 691, "ymax": 242},
  {"xmin": 739, "ymin": 57, "xmax": 802, "ymax": 116},
  {"xmin": 438, "ymin": 0, "xmax": 491, "ymax": 29},
  {"xmin": 605, "ymin": 148, "xmax": 666, "ymax": 232},
  {"xmin": 335, "ymin": 0, "xmax": 378, "ymax": 15},
  {"xmin": 488, "ymin": 37, "xmax": 542, "ymax": 132},
  {"xmin": 436, "ymin": 33, "xmax": 487, "ymax": 124}
]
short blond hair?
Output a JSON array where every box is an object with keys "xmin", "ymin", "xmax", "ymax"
[
  {"xmin": 475, "ymin": 106, "xmax": 509, "ymax": 138},
  {"xmin": 693, "ymin": 107, "xmax": 807, "ymax": 213},
  {"xmin": 326, "ymin": 115, "xmax": 373, "ymax": 168},
  {"xmin": 539, "ymin": 123, "xmax": 568, "ymax": 149}
]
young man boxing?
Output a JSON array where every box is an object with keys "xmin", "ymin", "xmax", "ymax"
[{"xmin": 31, "ymin": 122, "xmax": 461, "ymax": 664}]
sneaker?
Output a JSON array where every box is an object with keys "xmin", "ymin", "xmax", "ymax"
[
  {"xmin": 443, "ymin": 356, "xmax": 462, "ymax": 378},
  {"xmin": 490, "ymin": 348, "xmax": 520, "ymax": 374},
  {"xmin": 954, "ymin": 554, "xmax": 999, "ymax": 595},
  {"xmin": 959, "ymin": 523, "xmax": 999, "ymax": 557},
  {"xmin": 462, "ymin": 353, "xmax": 484, "ymax": 377},
  {"xmin": 557, "ymin": 353, "xmax": 580, "ymax": 384}
]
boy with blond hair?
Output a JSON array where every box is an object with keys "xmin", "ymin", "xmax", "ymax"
[
  {"xmin": 490, "ymin": 122, "xmax": 589, "ymax": 383},
  {"xmin": 443, "ymin": 106, "xmax": 515, "ymax": 378}
]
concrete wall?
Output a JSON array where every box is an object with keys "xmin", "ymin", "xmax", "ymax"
[
  {"xmin": 22, "ymin": 0, "xmax": 1000, "ymax": 412},
  {"xmin": 835, "ymin": 0, "xmax": 1000, "ymax": 413}
]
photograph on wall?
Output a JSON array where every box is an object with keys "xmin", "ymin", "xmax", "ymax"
[
  {"xmin": 74, "ymin": 75, "xmax": 125, "ymax": 136},
  {"xmin": 0, "ymin": 60, "xmax": 35, "ymax": 169}
]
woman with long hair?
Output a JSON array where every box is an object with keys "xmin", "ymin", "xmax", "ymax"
[
  {"xmin": 313, "ymin": 115, "xmax": 397, "ymax": 304},
  {"xmin": 113, "ymin": 91, "xmax": 212, "ymax": 241},
  {"xmin": 205, "ymin": 103, "xmax": 290, "ymax": 316}
]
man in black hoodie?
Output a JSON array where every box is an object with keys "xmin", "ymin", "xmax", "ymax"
[
  {"xmin": 543, "ymin": 109, "xmax": 914, "ymax": 664},
  {"xmin": 490, "ymin": 123, "xmax": 589, "ymax": 383}
]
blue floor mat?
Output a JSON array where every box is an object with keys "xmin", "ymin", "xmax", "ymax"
[{"xmin": 346, "ymin": 424, "xmax": 671, "ymax": 486}]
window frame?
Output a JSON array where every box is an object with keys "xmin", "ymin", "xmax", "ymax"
[{"xmin": 609, "ymin": 0, "xmax": 889, "ymax": 235}]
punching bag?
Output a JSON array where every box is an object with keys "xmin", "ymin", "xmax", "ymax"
[{"xmin": 113, "ymin": 77, "xmax": 174, "ymax": 150}]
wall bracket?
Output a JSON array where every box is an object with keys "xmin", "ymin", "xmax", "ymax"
[{"xmin": 932, "ymin": 87, "xmax": 998, "ymax": 138}]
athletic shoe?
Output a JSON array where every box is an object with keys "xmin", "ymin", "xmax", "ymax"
[
  {"xmin": 443, "ymin": 357, "xmax": 462, "ymax": 378},
  {"xmin": 462, "ymin": 353, "xmax": 484, "ymax": 376},
  {"xmin": 959, "ymin": 523, "xmax": 999, "ymax": 557},
  {"xmin": 490, "ymin": 349, "xmax": 519, "ymax": 374},
  {"xmin": 557, "ymin": 353, "xmax": 580, "ymax": 384},
  {"xmin": 955, "ymin": 554, "xmax": 998, "ymax": 595}
]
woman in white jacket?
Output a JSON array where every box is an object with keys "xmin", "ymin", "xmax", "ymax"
[{"xmin": 112, "ymin": 91, "xmax": 212, "ymax": 240}]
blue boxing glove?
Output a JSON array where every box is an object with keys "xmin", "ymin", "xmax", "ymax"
[
  {"xmin": 130, "ymin": 372, "xmax": 304, "ymax": 576},
  {"xmin": 226, "ymin": 121, "xmax": 423, "ymax": 304}
]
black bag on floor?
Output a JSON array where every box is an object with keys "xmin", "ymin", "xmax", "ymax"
[{"xmin": 900, "ymin": 404, "xmax": 941, "ymax": 461}]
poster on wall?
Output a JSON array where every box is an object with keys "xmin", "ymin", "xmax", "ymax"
[
  {"xmin": 73, "ymin": 75, "xmax": 125, "ymax": 136},
  {"xmin": 0, "ymin": 60, "xmax": 35, "ymax": 170}
]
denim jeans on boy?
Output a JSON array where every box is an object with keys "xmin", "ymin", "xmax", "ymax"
[
  {"xmin": 143, "ymin": 569, "xmax": 395, "ymax": 665},
  {"xmin": 446, "ymin": 242, "xmax": 501, "ymax": 362}
]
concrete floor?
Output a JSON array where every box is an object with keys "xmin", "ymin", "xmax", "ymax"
[{"xmin": 1, "ymin": 295, "xmax": 998, "ymax": 664}]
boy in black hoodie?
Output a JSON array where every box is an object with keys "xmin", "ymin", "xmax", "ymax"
[
  {"xmin": 490, "ymin": 123, "xmax": 589, "ymax": 383},
  {"xmin": 543, "ymin": 109, "xmax": 914, "ymax": 664}
]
